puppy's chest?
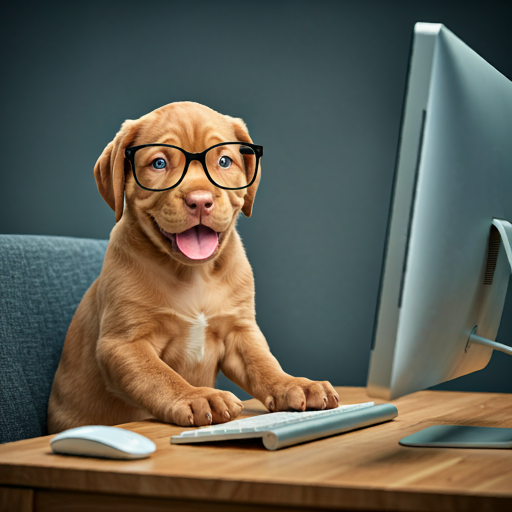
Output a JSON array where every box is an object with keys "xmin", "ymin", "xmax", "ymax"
[
  {"xmin": 161, "ymin": 311, "xmax": 230, "ymax": 369},
  {"xmin": 159, "ymin": 280, "xmax": 242, "ymax": 367}
]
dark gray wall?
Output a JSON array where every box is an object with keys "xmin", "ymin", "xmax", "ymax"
[{"xmin": 1, "ymin": 0, "xmax": 511, "ymax": 399}]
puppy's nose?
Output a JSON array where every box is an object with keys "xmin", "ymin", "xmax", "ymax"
[{"xmin": 184, "ymin": 190, "xmax": 214, "ymax": 215}]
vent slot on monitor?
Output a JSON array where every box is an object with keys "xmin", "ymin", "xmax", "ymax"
[{"xmin": 483, "ymin": 225, "xmax": 501, "ymax": 285}]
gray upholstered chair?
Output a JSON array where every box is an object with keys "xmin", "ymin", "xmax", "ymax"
[{"xmin": 0, "ymin": 235, "xmax": 108, "ymax": 443}]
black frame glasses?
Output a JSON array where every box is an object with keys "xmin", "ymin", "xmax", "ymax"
[{"xmin": 125, "ymin": 142, "xmax": 263, "ymax": 192}]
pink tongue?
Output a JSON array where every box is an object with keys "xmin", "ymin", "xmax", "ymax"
[{"xmin": 176, "ymin": 225, "xmax": 219, "ymax": 260}]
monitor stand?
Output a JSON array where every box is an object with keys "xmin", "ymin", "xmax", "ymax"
[{"xmin": 400, "ymin": 218, "xmax": 512, "ymax": 449}]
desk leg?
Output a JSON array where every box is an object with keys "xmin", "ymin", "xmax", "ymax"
[{"xmin": 0, "ymin": 486, "xmax": 34, "ymax": 512}]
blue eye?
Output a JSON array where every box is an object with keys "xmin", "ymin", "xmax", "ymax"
[
  {"xmin": 218, "ymin": 156, "xmax": 232, "ymax": 169},
  {"xmin": 152, "ymin": 158, "xmax": 166, "ymax": 170}
]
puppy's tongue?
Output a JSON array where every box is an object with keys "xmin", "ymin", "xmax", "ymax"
[{"xmin": 176, "ymin": 225, "xmax": 219, "ymax": 260}]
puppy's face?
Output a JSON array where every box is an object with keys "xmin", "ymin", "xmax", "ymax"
[{"xmin": 94, "ymin": 102, "xmax": 261, "ymax": 265}]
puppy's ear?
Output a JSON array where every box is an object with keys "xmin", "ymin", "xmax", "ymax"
[
  {"xmin": 94, "ymin": 120, "xmax": 138, "ymax": 222},
  {"xmin": 229, "ymin": 117, "xmax": 261, "ymax": 217}
]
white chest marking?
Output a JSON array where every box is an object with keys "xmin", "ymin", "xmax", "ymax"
[{"xmin": 186, "ymin": 313, "xmax": 208, "ymax": 364}]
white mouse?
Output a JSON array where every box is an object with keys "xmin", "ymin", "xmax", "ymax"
[{"xmin": 50, "ymin": 425, "xmax": 156, "ymax": 460}]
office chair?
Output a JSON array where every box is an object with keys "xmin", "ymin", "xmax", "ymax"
[{"xmin": 0, "ymin": 235, "xmax": 107, "ymax": 443}]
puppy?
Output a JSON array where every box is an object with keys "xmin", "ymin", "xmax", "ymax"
[{"xmin": 47, "ymin": 101, "xmax": 339, "ymax": 433}]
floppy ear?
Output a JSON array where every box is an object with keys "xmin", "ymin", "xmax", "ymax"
[
  {"xmin": 94, "ymin": 120, "xmax": 138, "ymax": 222},
  {"xmin": 229, "ymin": 117, "xmax": 261, "ymax": 218}
]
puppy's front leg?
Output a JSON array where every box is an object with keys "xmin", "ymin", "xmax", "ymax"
[
  {"xmin": 221, "ymin": 324, "xmax": 339, "ymax": 412},
  {"xmin": 96, "ymin": 337, "xmax": 243, "ymax": 426}
]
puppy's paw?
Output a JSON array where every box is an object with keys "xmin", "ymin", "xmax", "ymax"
[
  {"xmin": 171, "ymin": 387, "xmax": 244, "ymax": 427},
  {"xmin": 263, "ymin": 377, "xmax": 339, "ymax": 412}
]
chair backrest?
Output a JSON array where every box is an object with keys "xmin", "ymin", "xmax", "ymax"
[{"xmin": 0, "ymin": 235, "xmax": 108, "ymax": 443}]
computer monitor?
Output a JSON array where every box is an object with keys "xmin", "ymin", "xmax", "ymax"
[{"xmin": 366, "ymin": 23, "xmax": 512, "ymax": 445}]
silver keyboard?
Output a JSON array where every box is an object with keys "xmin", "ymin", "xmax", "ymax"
[{"xmin": 171, "ymin": 401, "xmax": 398, "ymax": 450}]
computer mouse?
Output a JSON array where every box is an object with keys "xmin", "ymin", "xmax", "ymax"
[{"xmin": 50, "ymin": 425, "xmax": 156, "ymax": 460}]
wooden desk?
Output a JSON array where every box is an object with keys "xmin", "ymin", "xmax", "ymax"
[{"xmin": 1, "ymin": 387, "xmax": 511, "ymax": 512}]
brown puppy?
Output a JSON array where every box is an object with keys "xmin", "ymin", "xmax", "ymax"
[{"xmin": 47, "ymin": 101, "xmax": 339, "ymax": 433}]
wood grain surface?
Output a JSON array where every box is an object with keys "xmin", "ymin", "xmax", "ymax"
[{"xmin": 1, "ymin": 387, "xmax": 511, "ymax": 512}]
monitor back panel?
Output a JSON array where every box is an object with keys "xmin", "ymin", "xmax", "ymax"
[{"xmin": 367, "ymin": 23, "xmax": 512, "ymax": 399}]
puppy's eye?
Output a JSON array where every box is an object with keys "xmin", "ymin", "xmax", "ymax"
[
  {"xmin": 151, "ymin": 158, "xmax": 167, "ymax": 170},
  {"xmin": 218, "ymin": 156, "xmax": 232, "ymax": 169}
]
